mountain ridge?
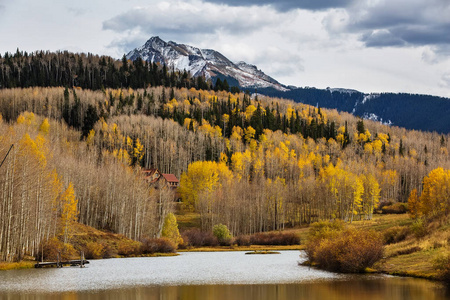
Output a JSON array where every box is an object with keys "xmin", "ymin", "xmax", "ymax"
[{"xmin": 126, "ymin": 36, "xmax": 288, "ymax": 91}]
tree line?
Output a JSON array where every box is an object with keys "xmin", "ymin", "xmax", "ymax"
[{"xmin": 0, "ymin": 49, "xmax": 234, "ymax": 92}]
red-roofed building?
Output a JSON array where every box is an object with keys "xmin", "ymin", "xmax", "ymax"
[
  {"xmin": 161, "ymin": 173, "xmax": 179, "ymax": 188},
  {"xmin": 142, "ymin": 168, "xmax": 179, "ymax": 189}
]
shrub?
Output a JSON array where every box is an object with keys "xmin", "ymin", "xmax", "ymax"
[
  {"xmin": 381, "ymin": 202, "xmax": 408, "ymax": 214},
  {"xmin": 378, "ymin": 200, "xmax": 393, "ymax": 210},
  {"xmin": 36, "ymin": 237, "xmax": 78, "ymax": 261},
  {"xmin": 181, "ymin": 228, "xmax": 218, "ymax": 247},
  {"xmin": 249, "ymin": 232, "xmax": 300, "ymax": 246},
  {"xmin": 305, "ymin": 220, "xmax": 344, "ymax": 260},
  {"xmin": 141, "ymin": 238, "xmax": 176, "ymax": 254},
  {"xmin": 434, "ymin": 253, "xmax": 450, "ymax": 284},
  {"xmin": 306, "ymin": 226, "xmax": 383, "ymax": 273},
  {"xmin": 391, "ymin": 246, "xmax": 421, "ymax": 257},
  {"xmin": 383, "ymin": 226, "xmax": 410, "ymax": 245},
  {"xmin": 84, "ymin": 242, "xmax": 106, "ymax": 259},
  {"xmin": 234, "ymin": 235, "xmax": 251, "ymax": 246},
  {"xmin": 411, "ymin": 218, "xmax": 428, "ymax": 238},
  {"xmin": 213, "ymin": 224, "xmax": 233, "ymax": 246},
  {"xmin": 117, "ymin": 240, "xmax": 142, "ymax": 256}
]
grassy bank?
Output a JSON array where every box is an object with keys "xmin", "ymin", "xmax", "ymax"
[
  {"xmin": 0, "ymin": 261, "xmax": 35, "ymax": 271},
  {"xmin": 319, "ymin": 214, "xmax": 449, "ymax": 280},
  {"xmin": 179, "ymin": 245, "xmax": 303, "ymax": 252}
]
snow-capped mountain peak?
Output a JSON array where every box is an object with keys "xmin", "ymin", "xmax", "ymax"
[{"xmin": 126, "ymin": 36, "xmax": 288, "ymax": 91}]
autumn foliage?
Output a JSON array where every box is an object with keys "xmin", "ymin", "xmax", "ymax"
[
  {"xmin": 305, "ymin": 221, "xmax": 383, "ymax": 273},
  {"xmin": 1, "ymin": 84, "xmax": 450, "ymax": 262},
  {"xmin": 181, "ymin": 229, "xmax": 218, "ymax": 247},
  {"xmin": 408, "ymin": 168, "xmax": 450, "ymax": 219}
]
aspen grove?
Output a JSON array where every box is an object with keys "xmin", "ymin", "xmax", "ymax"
[{"xmin": 1, "ymin": 85, "xmax": 450, "ymax": 261}]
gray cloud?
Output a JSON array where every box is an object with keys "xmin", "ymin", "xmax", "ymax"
[
  {"xmin": 103, "ymin": 2, "xmax": 282, "ymax": 52},
  {"xmin": 200, "ymin": 0, "xmax": 354, "ymax": 11},
  {"xmin": 0, "ymin": 0, "xmax": 5, "ymax": 13},
  {"xmin": 440, "ymin": 73, "xmax": 450, "ymax": 88},
  {"xmin": 361, "ymin": 29, "xmax": 406, "ymax": 47},
  {"xmin": 67, "ymin": 7, "xmax": 87, "ymax": 16},
  {"xmin": 103, "ymin": 4, "xmax": 276, "ymax": 34},
  {"xmin": 341, "ymin": 1, "xmax": 450, "ymax": 49}
]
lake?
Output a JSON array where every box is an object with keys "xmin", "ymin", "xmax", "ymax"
[{"xmin": 0, "ymin": 251, "xmax": 447, "ymax": 299}]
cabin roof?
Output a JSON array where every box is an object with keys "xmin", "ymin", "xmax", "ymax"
[{"xmin": 161, "ymin": 173, "xmax": 179, "ymax": 183}]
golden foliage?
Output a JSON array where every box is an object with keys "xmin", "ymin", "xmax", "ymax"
[{"xmin": 161, "ymin": 213, "xmax": 183, "ymax": 247}]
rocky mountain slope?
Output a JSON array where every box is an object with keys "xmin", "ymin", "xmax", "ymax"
[{"xmin": 126, "ymin": 36, "xmax": 288, "ymax": 91}]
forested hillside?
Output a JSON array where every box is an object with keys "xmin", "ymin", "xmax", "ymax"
[
  {"xmin": 259, "ymin": 87, "xmax": 450, "ymax": 133},
  {"xmin": 1, "ymin": 49, "xmax": 450, "ymax": 264},
  {"xmin": 1, "ymin": 84, "xmax": 449, "ymax": 263}
]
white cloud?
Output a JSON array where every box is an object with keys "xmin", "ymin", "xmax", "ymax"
[{"xmin": 103, "ymin": 1, "xmax": 282, "ymax": 42}]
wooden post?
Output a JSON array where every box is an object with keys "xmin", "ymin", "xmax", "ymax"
[
  {"xmin": 80, "ymin": 251, "xmax": 84, "ymax": 268},
  {"xmin": 57, "ymin": 251, "xmax": 61, "ymax": 268}
]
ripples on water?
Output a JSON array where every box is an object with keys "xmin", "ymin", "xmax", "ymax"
[{"xmin": 0, "ymin": 251, "xmax": 448, "ymax": 300}]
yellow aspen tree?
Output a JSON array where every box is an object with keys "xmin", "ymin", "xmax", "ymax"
[
  {"xmin": 179, "ymin": 161, "xmax": 219, "ymax": 207},
  {"xmin": 126, "ymin": 136, "xmax": 133, "ymax": 152},
  {"xmin": 361, "ymin": 174, "xmax": 380, "ymax": 220},
  {"xmin": 351, "ymin": 175, "xmax": 364, "ymax": 222},
  {"xmin": 60, "ymin": 183, "xmax": 79, "ymax": 244},
  {"xmin": 408, "ymin": 188, "xmax": 419, "ymax": 219},
  {"xmin": 161, "ymin": 213, "xmax": 183, "ymax": 247},
  {"xmin": 244, "ymin": 126, "xmax": 256, "ymax": 144},
  {"xmin": 133, "ymin": 138, "xmax": 144, "ymax": 165},
  {"xmin": 245, "ymin": 105, "xmax": 257, "ymax": 120},
  {"xmin": 39, "ymin": 118, "xmax": 50, "ymax": 135},
  {"xmin": 419, "ymin": 168, "xmax": 450, "ymax": 218},
  {"xmin": 86, "ymin": 129, "xmax": 95, "ymax": 147}
]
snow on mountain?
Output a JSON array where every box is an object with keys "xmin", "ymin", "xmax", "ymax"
[
  {"xmin": 362, "ymin": 93, "xmax": 380, "ymax": 104},
  {"xmin": 362, "ymin": 113, "xmax": 393, "ymax": 126},
  {"xmin": 126, "ymin": 36, "xmax": 288, "ymax": 91}
]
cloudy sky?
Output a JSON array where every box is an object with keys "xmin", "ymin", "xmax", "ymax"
[{"xmin": 1, "ymin": 0, "xmax": 450, "ymax": 97}]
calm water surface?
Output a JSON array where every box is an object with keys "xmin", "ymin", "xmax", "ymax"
[{"xmin": 0, "ymin": 251, "xmax": 447, "ymax": 299}]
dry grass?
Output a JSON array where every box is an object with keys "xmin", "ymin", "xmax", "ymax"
[
  {"xmin": 350, "ymin": 214, "xmax": 450, "ymax": 280},
  {"xmin": 0, "ymin": 261, "xmax": 35, "ymax": 271}
]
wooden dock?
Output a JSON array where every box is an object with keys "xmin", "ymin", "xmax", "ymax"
[
  {"xmin": 34, "ymin": 251, "xmax": 89, "ymax": 268},
  {"xmin": 35, "ymin": 259, "xmax": 90, "ymax": 268}
]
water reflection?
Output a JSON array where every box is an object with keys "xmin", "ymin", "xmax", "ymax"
[{"xmin": 3, "ymin": 279, "xmax": 448, "ymax": 300}]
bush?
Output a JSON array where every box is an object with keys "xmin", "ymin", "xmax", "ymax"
[
  {"xmin": 383, "ymin": 226, "xmax": 410, "ymax": 245},
  {"xmin": 141, "ymin": 238, "xmax": 176, "ymax": 254},
  {"xmin": 249, "ymin": 232, "xmax": 300, "ymax": 246},
  {"xmin": 411, "ymin": 218, "xmax": 428, "ymax": 238},
  {"xmin": 181, "ymin": 228, "xmax": 218, "ymax": 247},
  {"xmin": 434, "ymin": 253, "xmax": 450, "ymax": 284},
  {"xmin": 390, "ymin": 246, "xmax": 421, "ymax": 257},
  {"xmin": 381, "ymin": 202, "xmax": 408, "ymax": 214},
  {"xmin": 378, "ymin": 200, "xmax": 393, "ymax": 210},
  {"xmin": 84, "ymin": 242, "xmax": 106, "ymax": 259},
  {"xmin": 305, "ymin": 220, "xmax": 344, "ymax": 260},
  {"xmin": 234, "ymin": 235, "xmax": 251, "ymax": 246},
  {"xmin": 306, "ymin": 226, "xmax": 384, "ymax": 273},
  {"xmin": 117, "ymin": 240, "xmax": 142, "ymax": 256},
  {"xmin": 213, "ymin": 224, "xmax": 233, "ymax": 246},
  {"xmin": 36, "ymin": 237, "xmax": 78, "ymax": 261}
]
